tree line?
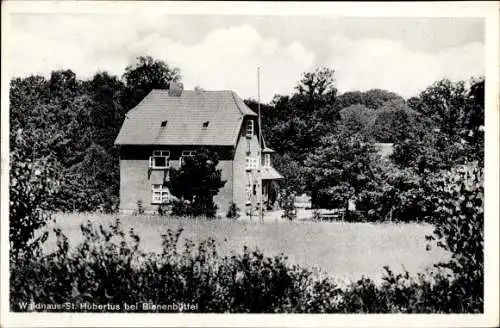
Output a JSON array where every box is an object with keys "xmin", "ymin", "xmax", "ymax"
[{"xmin": 10, "ymin": 56, "xmax": 484, "ymax": 220}]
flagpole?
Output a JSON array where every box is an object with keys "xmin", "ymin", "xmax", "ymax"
[{"xmin": 257, "ymin": 67, "xmax": 263, "ymax": 222}]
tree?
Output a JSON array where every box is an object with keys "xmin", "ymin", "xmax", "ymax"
[
  {"xmin": 122, "ymin": 56, "xmax": 182, "ymax": 110},
  {"xmin": 363, "ymin": 89, "xmax": 404, "ymax": 110},
  {"xmin": 294, "ymin": 67, "xmax": 337, "ymax": 117},
  {"xmin": 369, "ymin": 100, "xmax": 422, "ymax": 143},
  {"xmin": 303, "ymin": 131, "xmax": 379, "ymax": 210},
  {"xmin": 428, "ymin": 162, "xmax": 484, "ymax": 311},
  {"xmin": 339, "ymin": 104, "xmax": 376, "ymax": 136},
  {"xmin": 10, "ymin": 129, "xmax": 60, "ymax": 259},
  {"xmin": 413, "ymin": 79, "xmax": 468, "ymax": 138},
  {"xmin": 167, "ymin": 148, "xmax": 226, "ymax": 217}
]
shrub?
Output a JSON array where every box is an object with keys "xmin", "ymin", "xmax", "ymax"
[
  {"xmin": 426, "ymin": 162, "xmax": 484, "ymax": 311},
  {"xmin": 167, "ymin": 148, "xmax": 226, "ymax": 218},
  {"xmin": 10, "ymin": 219, "xmax": 343, "ymax": 313},
  {"xmin": 10, "ymin": 129, "xmax": 59, "ymax": 259},
  {"xmin": 10, "ymin": 208, "xmax": 484, "ymax": 313},
  {"xmin": 226, "ymin": 202, "xmax": 241, "ymax": 219},
  {"xmin": 280, "ymin": 192, "xmax": 297, "ymax": 221}
]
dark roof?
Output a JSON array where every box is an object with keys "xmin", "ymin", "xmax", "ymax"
[{"xmin": 115, "ymin": 90, "xmax": 257, "ymax": 146}]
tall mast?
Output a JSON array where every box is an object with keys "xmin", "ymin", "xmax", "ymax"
[{"xmin": 257, "ymin": 67, "xmax": 263, "ymax": 222}]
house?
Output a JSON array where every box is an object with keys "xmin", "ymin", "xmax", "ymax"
[{"xmin": 114, "ymin": 83, "xmax": 283, "ymax": 215}]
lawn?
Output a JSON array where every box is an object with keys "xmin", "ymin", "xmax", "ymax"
[{"xmin": 44, "ymin": 212, "xmax": 450, "ymax": 284}]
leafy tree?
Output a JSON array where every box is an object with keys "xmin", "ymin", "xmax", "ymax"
[
  {"xmin": 167, "ymin": 148, "xmax": 226, "ymax": 217},
  {"xmin": 335, "ymin": 89, "xmax": 404, "ymax": 111},
  {"xmin": 294, "ymin": 67, "xmax": 338, "ymax": 122},
  {"xmin": 10, "ymin": 129, "xmax": 60, "ymax": 259},
  {"xmin": 339, "ymin": 104, "xmax": 376, "ymax": 136},
  {"xmin": 369, "ymin": 101, "xmax": 421, "ymax": 143},
  {"xmin": 303, "ymin": 131, "xmax": 379, "ymax": 210},
  {"xmin": 122, "ymin": 56, "xmax": 182, "ymax": 109},
  {"xmin": 427, "ymin": 162, "xmax": 484, "ymax": 311},
  {"xmin": 413, "ymin": 79, "xmax": 468, "ymax": 138},
  {"xmin": 363, "ymin": 89, "xmax": 404, "ymax": 110}
]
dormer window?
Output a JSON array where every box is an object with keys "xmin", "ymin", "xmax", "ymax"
[
  {"xmin": 246, "ymin": 120, "xmax": 254, "ymax": 138},
  {"xmin": 149, "ymin": 150, "xmax": 170, "ymax": 169},
  {"xmin": 180, "ymin": 150, "xmax": 196, "ymax": 167},
  {"xmin": 264, "ymin": 153, "xmax": 271, "ymax": 167}
]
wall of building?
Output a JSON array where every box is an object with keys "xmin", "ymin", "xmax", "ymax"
[
  {"xmin": 233, "ymin": 116, "xmax": 262, "ymax": 215},
  {"xmin": 119, "ymin": 145, "xmax": 234, "ymax": 215}
]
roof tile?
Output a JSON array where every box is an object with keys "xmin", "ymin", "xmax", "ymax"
[{"xmin": 115, "ymin": 90, "xmax": 257, "ymax": 146}]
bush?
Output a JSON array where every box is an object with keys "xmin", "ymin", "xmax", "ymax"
[
  {"xmin": 10, "ymin": 219, "xmax": 342, "ymax": 313},
  {"xmin": 226, "ymin": 202, "xmax": 241, "ymax": 219},
  {"xmin": 280, "ymin": 192, "xmax": 297, "ymax": 221},
  {"xmin": 167, "ymin": 148, "xmax": 226, "ymax": 218},
  {"xmin": 10, "ymin": 210, "xmax": 484, "ymax": 313},
  {"xmin": 10, "ymin": 129, "xmax": 59, "ymax": 259},
  {"xmin": 427, "ymin": 162, "xmax": 484, "ymax": 311}
]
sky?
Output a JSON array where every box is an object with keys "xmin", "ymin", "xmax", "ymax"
[{"xmin": 8, "ymin": 13, "xmax": 485, "ymax": 103}]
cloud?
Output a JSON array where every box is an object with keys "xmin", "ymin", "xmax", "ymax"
[
  {"xmin": 8, "ymin": 15, "xmax": 483, "ymax": 102},
  {"xmin": 129, "ymin": 24, "xmax": 315, "ymax": 102},
  {"xmin": 329, "ymin": 35, "xmax": 484, "ymax": 98},
  {"xmin": 8, "ymin": 18, "xmax": 315, "ymax": 102}
]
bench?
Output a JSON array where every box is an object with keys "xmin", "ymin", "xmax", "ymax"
[{"xmin": 318, "ymin": 209, "xmax": 345, "ymax": 221}]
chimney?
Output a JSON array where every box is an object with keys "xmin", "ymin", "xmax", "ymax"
[{"xmin": 168, "ymin": 81, "xmax": 183, "ymax": 96}]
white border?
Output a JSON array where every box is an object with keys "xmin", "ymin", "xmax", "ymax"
[{"xmin": 1, "ymin": 1, "xmax": 499, "ymax": 327}]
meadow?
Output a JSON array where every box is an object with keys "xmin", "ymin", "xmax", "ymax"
[{"xmin": 43, "ymin": 211, "xmax": 450, "ymax": 284}]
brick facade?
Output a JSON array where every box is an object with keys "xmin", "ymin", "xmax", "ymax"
[
  {"xmin": 119, "ymin": 145, "xmax": 235, "ymax": 215},
  {"xmin": 118, "ymin": 117, "xmax": 262, "ymax": 215}
]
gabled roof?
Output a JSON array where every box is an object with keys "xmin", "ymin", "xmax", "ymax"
[{"xmin": 115, "ymin": 90, "xmax": 257, "ymax": 146}]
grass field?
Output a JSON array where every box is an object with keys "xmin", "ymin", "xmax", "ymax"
[{"xmin": 44, "ymin": 212, "xmax": 450, "ymax": 284}]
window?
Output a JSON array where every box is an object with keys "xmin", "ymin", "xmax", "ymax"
[
  {"xmin": 152, "ymin": 184, "xmax": 170, "ymax": 204},
  {"xmin": 180, "ymin": 150, "xmax": 196, "ymax": 167},
  {"xmin": 246, "ymin": 120, "xmax": 254, "ymax": 138},
  {"xmin": 245, "ymin": 185, "xmax": 252, "ymax": 204},
  {"xmin": 202, "ymin": 121, "xmax": 209, "ymax": 128},
  {"xmin": 161, "ymin": 120, "xmax": 168, "ymax": 127},
  {"xmin": 149, "ymin": 150, "xmax": 170, "ymax": 169},
  {"xmin": 264, "ymin": 154, "xmax": 271, "ymax": 167},
  {"xmin": 246, "ymin": 157, "xmax": 258, "ymax": 170}
]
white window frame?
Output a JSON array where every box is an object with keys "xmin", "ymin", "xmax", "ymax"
[
  {"xmin": 246, "ymin": 120, "xmax": 254, "ymax": 138},
  {"xmin": 180, "ymin": 150, "xmax": 196, "ymax": 167},
  {"xmin": 264, "ymin": 153, "xmax": 271, "ymax": 167},
  {"xmin": 149, "ymin": 150, "xmax": 170, "ymax": 169},
  {"xmin": 245, "ymin": 185, "xmax": 252, "ymax": 204},
  {"xmin": 246, "ymin": 156, "xmax": 259, "ymax": 170},
  {"xmin": 151, "ymin": 184, "xmax": 170, "ymax": 204}
]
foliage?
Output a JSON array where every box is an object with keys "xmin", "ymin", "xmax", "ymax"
[
  {"xmin": 10, "ymin": 56, "xmax": 184, "ymax": 214},
  {"xmin": 122, "ymin": 56, "xmax": 181, "ymax": 109},
  {"xmin": 11, "ymin": 219, "xmax": 342, "ymax": 313},
  {"xmin": 11, "ymin": 215, "xmax": 483, "ymax": 313},
  {"xmin": 339, "ymin": 104, "xmax": 376, "ymax": 136},
  {"xmin": 369, "ymin": 101, "xmax": 419, "ymax": 143},
  {"xmin": 226, "ymin": 202, "xmax": 241, "ymax": 219},
  {"xmin": 303, "ymin": 131, "xmax": 379, "ymax": 209},
  {"xmin": 280, "ymin": 191, "xmax": 297, "ymax": 221},
  {"xmin": 426, "ymin": 162, "xmax": 484, "ymax": 310},
  {"xmin": 9, "ymin": 129, "xmax": 60, "ymax": 259},
  {"xmin": 167, "ymin": 148, "xmax": 226, "ymax": 218},
  {"xmin": 335, "ymin": 89, "xmax": 404, "ymax": 111}
]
